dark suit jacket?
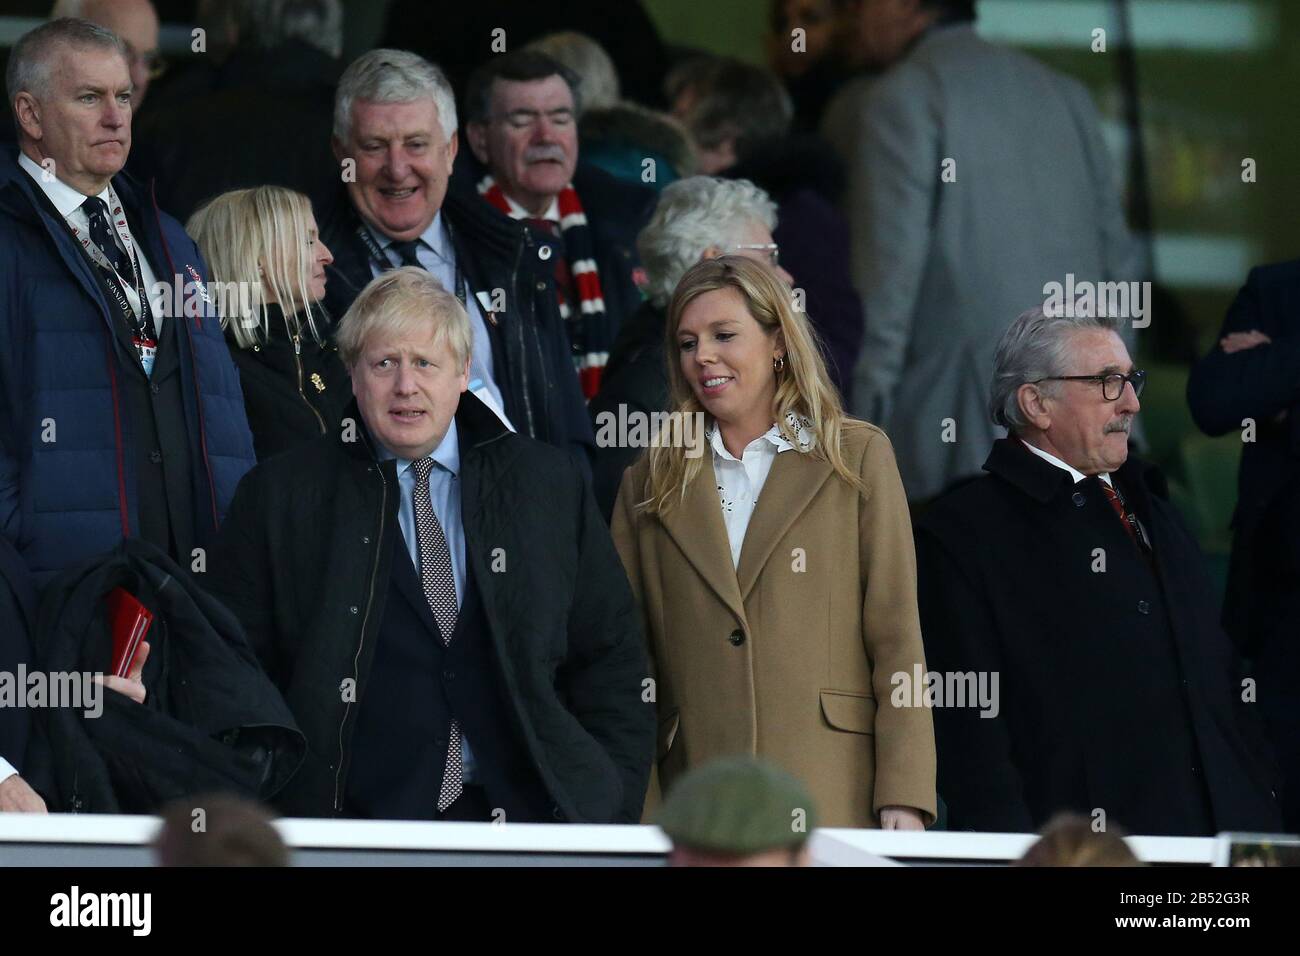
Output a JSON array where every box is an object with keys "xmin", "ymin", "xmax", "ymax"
[
  {"xmin": 0, "ymin": 535, "xmax": 35, "ymax": 773},
  {"xmin": 1187, "ymin": 258, "xmax": 1300, "ymax": 648},
  {"xmin": 915, "ymin": 438, "xmax": 1280, "ymax": 836},
  {"xmin": 131, "ymin": 41, "xmax": 341, "ymax": 223}
]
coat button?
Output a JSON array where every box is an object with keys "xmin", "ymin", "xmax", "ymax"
[
  {"xmin": 536, "ymin": 280, "xmax": 547, "ymax": 292},
  {"xmin": 443, "ymin": 669, "xmax": 455, "ymax": 681},
  {"xmin": 361, "ymin": 536, "xmax": 370, "ymax": 545},
  {"xmin": 552, "ymin": 804, "xmax": 564, "ymax": 821},
  {"xmin": 538, "ymin": 244, "xmax": 553, "ymax": 261},
  {"xmin": 149, "ymin": 450, "xmax": 162, "ymax": 464},
  {"xmin": 1071, "ymin": 491, "xmax": 1086, "ymax": 507},
  {"xmin": 349, "ymin": 605, "xmax": 359, "ymax": 614},
  {"xmin": 150, "ymin": 383, "xmax": 160, "ymax": 395},
  {"xmin": 1137, "ymin": 600, "xmax": 1151, "ymax": 614},
  {"xmin": 728, "ymin": 629, "xmax": 745, "ymax": 646}
]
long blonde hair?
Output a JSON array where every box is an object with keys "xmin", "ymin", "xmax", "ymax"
[
  {"xmin": 641, "ymin": 255, "xmax": 864, "ymax": 515},
  {"xmin": 187, "ymin": 186, "xmax": 326, "ymax": 349}
]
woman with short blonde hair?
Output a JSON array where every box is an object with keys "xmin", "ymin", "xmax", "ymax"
[
  {"xmin": 612, "ymin": 255, "xmax": 936, "ymax": 828},
  {"xmin": 188, "ymin": 186, "xmax": 344, "ymax": 460}
]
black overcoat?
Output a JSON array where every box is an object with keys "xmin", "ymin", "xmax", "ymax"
[{"xmin": 915, "ymin": 438, "xmax": 1280, "ymax": 836}]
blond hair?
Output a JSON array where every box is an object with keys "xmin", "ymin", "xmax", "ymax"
[
  {"xmin": 334, "ymin": 266, "xmax": 472, "ymax": 371},
  {"xmin": 187, "ymin": 186, "xmax": 325, "ymax": 349},
  {"xmin": 641, "ymin": 255, "xmax": 863, "ymax": 515}
]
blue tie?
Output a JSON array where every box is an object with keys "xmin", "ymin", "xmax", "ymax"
[{"xmin": 82, "ymin": 196, "xmax": 131, "ymax": 278}]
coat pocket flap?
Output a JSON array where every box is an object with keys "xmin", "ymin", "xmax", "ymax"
[
  {"xmin": 657, "ymin": 710, "xmax": 680, "ymax": 760},
  {"xmin": 819, "ymin": 690, "xmax": 876, "ymax": 734}
]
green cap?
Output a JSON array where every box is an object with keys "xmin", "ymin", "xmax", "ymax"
[{"xmin": 656, "ymin": 756, "xmax": 817, "ymax": 855}]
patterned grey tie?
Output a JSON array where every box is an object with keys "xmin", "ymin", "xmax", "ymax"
[{"xmin": 411, "ymin": 456, "xmax": 463, "ymax": 811}]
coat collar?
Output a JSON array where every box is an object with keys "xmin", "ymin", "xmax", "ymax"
[
  {"xmin": 983, "ymin": 435, "xmax": 1166, "ymax": 506},
  {"xmin": 658, "ymin": 444, "xmax": 835, "ymax": 618},
  {"xmin": 334, "ymin": 390, "xmax": 511, "ymax": 464},
  {"xmin": 735, "ymin": 450, "xmax": 833, "ymax": 600},
  {"xmin": 658, "ymin": 454, "xmax": 746, "ymax": 622}
]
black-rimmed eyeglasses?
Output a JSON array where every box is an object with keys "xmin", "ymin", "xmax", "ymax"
[{"xmin": 1031, "ymin": 369, "xmax": 1146, "ymax": 401}]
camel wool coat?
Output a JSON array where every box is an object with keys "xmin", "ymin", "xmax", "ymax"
[{"xmin": 611, "ymin": 421, "xmax": 937, "ymax": 827}]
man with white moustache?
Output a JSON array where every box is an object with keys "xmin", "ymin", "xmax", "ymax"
[{"xmin": 914, "ymin": 306, "xmax": 1281, "ymax": 836}]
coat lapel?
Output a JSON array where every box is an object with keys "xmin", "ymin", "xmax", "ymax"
[
  {"xmin": 735, "ymin": 451, "xmax": 833, "ymax": 600},
  {"xmin": 659, "ymin": 455, "xmax": 747, "ymax": 624}
]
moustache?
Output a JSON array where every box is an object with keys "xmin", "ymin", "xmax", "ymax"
[
  {"xmin": 524, "ymin": 145, "xmax": 567, "ymax": 163},
  {"xmin": 1105, "ymin": 418, "xmax": 1134, "ymax": 435}
]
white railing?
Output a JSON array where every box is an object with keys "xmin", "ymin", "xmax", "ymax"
[{"xmin": 0, "ymin": 813, "xmax": 1218, "ymax": 866}]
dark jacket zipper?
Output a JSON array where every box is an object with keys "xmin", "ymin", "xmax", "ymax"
[
  {"xmin": 290, "ymin": 332, "xmax": 327, "ymax": 433},
  {"xmin": 512, "ymin": 228, "xmax": 538, "ymax": 438},
  {"xmin": 333, "ymin": 462, "xmax": 387, "ymax": 812}
]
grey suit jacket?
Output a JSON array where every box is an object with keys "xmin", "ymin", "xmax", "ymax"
[{"xmin": 823, "ymin": 24, "xmax": 1144, "ymax": 500}]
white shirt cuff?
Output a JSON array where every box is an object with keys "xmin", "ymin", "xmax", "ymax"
[{"xmin": 0, "ymin": 755, "xmax": 17, "ymax": 784}]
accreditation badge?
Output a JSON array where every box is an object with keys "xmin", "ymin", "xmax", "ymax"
[{"xmin": 134, "ymin": 335, "xmax": 158, "ymax": 378}]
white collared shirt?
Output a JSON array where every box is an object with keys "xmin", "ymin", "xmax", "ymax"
[
  {"xmin": 18, "ymin": 152, "xmax": 162, "ymax": 332},
  {"xmin": 1021, "ymin": 439, "xmax": 1113, "ymax": 488},
  {"xmin": 498, "ymin": 191, "xmax": 561, "ymax": 225},
  {"xmin": 711, "ymin": 414, "xmax": 814, "ymax": 567},
  {"xmin": 364, "ymin": 212, "xmax": 507, "ymax": 419}
]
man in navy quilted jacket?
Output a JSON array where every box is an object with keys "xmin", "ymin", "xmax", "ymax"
[{"xmin": 0, "ymin": 17, "xmax": 255, "ymax": 589}]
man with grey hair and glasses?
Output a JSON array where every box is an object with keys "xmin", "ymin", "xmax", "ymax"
[{"xmin": 913, "ymin": 306, "xmax": 1280, "ymax": 837}]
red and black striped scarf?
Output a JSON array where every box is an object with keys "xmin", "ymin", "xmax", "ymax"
[{"xmin": 478, "ymin": 174, "xmax": 608, "ymax": 398}]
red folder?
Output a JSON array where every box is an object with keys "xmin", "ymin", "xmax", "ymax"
[{"xmin": 106, "ymin": 587, "xmax": 153, "ymax": 678}]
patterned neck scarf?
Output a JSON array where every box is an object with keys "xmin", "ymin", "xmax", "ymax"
[{"xmin": 478, "ymin": 174, "xmax": 609, "ymax": 398}]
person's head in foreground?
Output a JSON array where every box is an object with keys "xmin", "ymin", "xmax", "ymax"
[
  {"xmin": 1015, "ymin": 812, "xmax": 1142, "ymax": 867},
  {"xmin": 991, "ymin": 304, "xmax": 1142, "ymax": 476},
  {"xmin": 154, "ymin": 793, "xmax": 290, "ymax": 866},
  {"xmin": 335, "ymin": 266, "xmax": 471, "ymax": 460},
  {"xmin": 658, "ymin": 756, "xmax": 817, "ymax": 867}
]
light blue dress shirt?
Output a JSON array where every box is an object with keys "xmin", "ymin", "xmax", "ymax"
[
  {"xmin": 366, "ymin": 214, "xmax": 504, "ymax": 414},
  {"xmin": 377, "ymin": 419, "xmax": 478, "ymax": 784}
]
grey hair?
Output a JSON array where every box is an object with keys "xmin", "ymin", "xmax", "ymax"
[
  {"xmin": 990, "ymin": 305, "xmax": 1123, "ymax": 431},
  {"xmin": 232, "ymin": 0, "xmax": 344, "ymax": 60},
  {"xmin": 526, "ymin": 31, "xmax": 620, "ymax": 114},
  {"xmin": 636, "ymin": 176, "xmax": 777, "ymax": 309},
  {"xmin": 334, "ymin": 48, "xmax": 457, "ymax": 144},
  {"xmin": 7, "ymin": 18, "xmax": 127, "ymax": 124}
]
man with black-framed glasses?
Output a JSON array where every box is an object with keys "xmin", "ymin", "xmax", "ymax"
[{"xmin": 912, "ymin": 306, "xmax": 1281, "ymax": 837}]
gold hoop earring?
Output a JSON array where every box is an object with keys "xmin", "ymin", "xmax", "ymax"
[{"xmin": 773, "ymin": 353, "xmax": 785, "ymax": 374}]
